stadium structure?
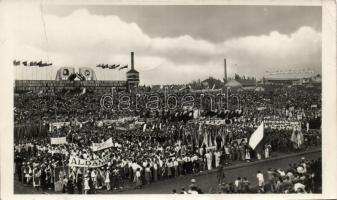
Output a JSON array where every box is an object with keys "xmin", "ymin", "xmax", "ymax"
[
  {"xmin": 14, "ymin": 52, "xmax": 140, "ymax": 93},
  {"xmin": 262, "ymin": 69, "xmax": 321, "ymax": 86}
]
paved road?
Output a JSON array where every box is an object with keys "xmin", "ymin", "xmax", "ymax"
[
  {"xmin": 14, "ymin": 150, "xmax": 320, "ymax": 194},
  {"xmin": 119, "ymin": 150, "xmax": 321, "ymax": 194}
]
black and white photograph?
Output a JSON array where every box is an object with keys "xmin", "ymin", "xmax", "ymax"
[{"xmin": 0, "ymin": 0, "xmax": 336, "ymax": 198}]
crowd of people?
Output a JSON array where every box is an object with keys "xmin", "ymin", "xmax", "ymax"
[
  {"xmin": 13, "ymin": 85, "xmax": 322, "ymax": 194},
  {"xmin": 168, "ymin": 157, "xmax": 321, "ymax": 194},
  {"xmin": 215, "ymin": 157, "xmax": 321, "ymax": 194}
]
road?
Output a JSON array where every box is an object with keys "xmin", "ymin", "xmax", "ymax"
[{"xmin": 119, "ymin": 150, "xmax": 321, "ymax": 194}]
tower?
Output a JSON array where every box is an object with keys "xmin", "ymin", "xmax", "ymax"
[
  {"xmin": 127, "ymin": 52, "xmax": 140, "ymax": 91},
  {"xmin": 224, "ymin": 58, "xmax": 228, "ymax": 83}
]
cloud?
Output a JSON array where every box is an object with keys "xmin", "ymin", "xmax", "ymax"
[{"xmin": 6, "ymin": 5, "xmax": 321, "ymax": 85}]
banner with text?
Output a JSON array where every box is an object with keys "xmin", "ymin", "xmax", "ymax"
[
  {"xmin": 68, "ymin": 154, "xmax": 111, "ymax": 168},
  {"xmin": 92, "ymin": 138, "xmax": 114, "ymax": 152},
  {"xmin": 50, "ymin": 137, "xmax": 68, "ymax": 145}
]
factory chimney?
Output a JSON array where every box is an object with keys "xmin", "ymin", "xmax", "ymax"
[
  {"xmin": 131, "ymin": 52, "xmax": 134, "ymax": 70},
  {"xmin": 224, "ymin": 58, "xmax": 227, "ymax": 83}
]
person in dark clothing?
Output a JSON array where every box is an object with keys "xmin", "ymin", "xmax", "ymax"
[
  {"xmin": 67, "ymin": 178, "xmax": 74, "ymax": 194},
  {"xmin": 217, "ymin": 166, "xmax": 225, "ymax": 185},
  {"xmin": 89, "ymin": 176, "xmax": 95, "ymax": 194},
  {"xmin": 40, "ymin": 168, "xmax": 46, "ymax": 191},
  {"xmin": 15, "ymin": 156, "xmax": 22, "ymax": 182},
  {"xmin": 77, "ymin": 174, "xmax": 83, "ymax": 194}
]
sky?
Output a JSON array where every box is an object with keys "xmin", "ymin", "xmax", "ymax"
[{"xmin": 4, "ymin": 4, "xmax": 322, "ymax": 85}]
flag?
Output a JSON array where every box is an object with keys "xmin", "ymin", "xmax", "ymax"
[
  {"xmin": 290, "ymin": 127, "xmax": 297, "ymax": 144},
  {"xmin": 96, "ymin": 64, "xmax": 101, "ymax": 68},
  {"xmin": 109, "ymin": 64, "xmax": 115, "ymax": 69},
  {"xmin": 22, "ymin": 61, "xmax": 27, "ymax": 66},
  {"xmin": 37, "ymin": 60, "xmax": 42, "ymax": 66},
  {"xmin": 291, "ymin": 126, "xmax": 304, "ymax": 149},
  {"xmin": 40, "ymin": 62, "xmax": 52, "ymax": 67},
  {"xmin": 79, "ymin": 88, "xmax": 86, "ymax": 96},
  {"xmin": 249, "ymin": 122, "xmax": 264, "ymax": 149},
  {"xmin": 179, "ymin": 85, "xmax": 185, "ymax": 91},
  {"xmin": 119, "ymin": 65, "xmax": 129, "ymax": 70},
  {"xmin": 143, "ymin": 123, "xmax": 147, "ymax": 132},
  {"xmin": 13, "ymin": 60, "xmax": 20, "ymax": 66}
]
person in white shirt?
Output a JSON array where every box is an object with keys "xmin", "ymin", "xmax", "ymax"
[
  {"xmin": 173, "ymin": 159, "xmax": 179, "ymax": 177},
  {"xmin": 105, "ymin": 168, "xmax": 111, "ymax": 190},
  {"xmin": 256, "ymin": 171, "xmax": 265, "ymax": 192},
  {"xmin": 294, "ymin": 182, "xmax": 306, "ymax": 193},
  {"xmin": 135, "ymin": 168, "xmax": 142, "ymax": 188},
  {"xmin": 205, "ymin": 151, "xmax": 212, "ymax": 170},
  {"xmin": 214, "ymin": 151, "xmax": 221, "ymax": 168}
]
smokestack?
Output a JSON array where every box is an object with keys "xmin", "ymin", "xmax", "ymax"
[
  {"xmin": 224, "ymin": 58, "xmax": 227, "ymax": 83},
  {"xmin": 131, "ymin": 52, "xmax": 134, "ymax": 70}
]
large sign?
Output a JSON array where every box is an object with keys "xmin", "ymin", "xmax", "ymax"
[
  {"xmin": 68, "ymin": 154, "xmax": 111, "ymax": 168},
  {"xmin": 50, "ymin": 137, "xmax": 68, "ymax": 145},
  {"xmin": 55, "ymin": 67, "xmax": 75, "ymax": 80},
  {"xmin": 92, "ymin": 138, "xmax": 114, "ymax": 152},
  {"xmin": 79, "ymin": 67, "xmax": 97, "ymax": 80}
]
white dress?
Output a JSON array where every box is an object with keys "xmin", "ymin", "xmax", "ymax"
[
  {"xmin": 264, "ymin": 148, "xmax": 269, "ymax": 158},
  {"xmin": 84, "ymin": 177, "xmax": 90, "ymax": 190},
  {"xmin": 105, "ymin": 172, "xmax": 110, "ymax": 183},
  {"xmin": 205, "ymin": 153, "xmax": 212, "ymax": 170},
  {"xmin": 215, "ymin": 152, "xmax": 221, "ymax": 168}
]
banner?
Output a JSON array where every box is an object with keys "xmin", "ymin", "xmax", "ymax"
[
  {"xmin": 79, "ymin": 67, "xmax": 97, "ymax": 80},
  {"xmin": 55, "ymin": 67, "xmax": 75, "ymax": 80},
  {"xmin": 291, "ymin": 126, "xmax": 304, "ymax": 149},
  {"xmin": 51, "ymin": 137, "xmax": 68, "ymax": 145},
  {"xmin": 206, "ymin": 146, "xmax": 217, "ymax": 150},
  {"xmin": 68, "ymin": 154, "xmax": 111, "ymax": 168},
  {"xmin": 49, "ymin": 122, "xmax": 71, "ymax": 132},
  {"xmin": 249, "ymin": 122, "xmax": 264, "ymax": 150},
  {"xmin": 92, "ymin": 138, "xmax": 113, "ymax": 152},
  {"xmin": 116, "ymin": 126, "xmax": 127, "ymax": 131}
]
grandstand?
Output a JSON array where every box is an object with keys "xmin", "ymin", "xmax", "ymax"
[
  {"xmin": 263, "ymin": 69, "xmax": 320, "ymax": 86},
  {"xmin": 14, "ymin": 52, "xmax": 139, "ymax": 93}
]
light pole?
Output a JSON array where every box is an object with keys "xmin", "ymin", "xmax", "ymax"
[{"xmin": 226, "ymin": 87, "xmax": 230, "ymax": 110}]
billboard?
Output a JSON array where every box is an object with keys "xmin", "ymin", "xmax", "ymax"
[{"xmin": 55, "ymin": 67, "xmax": 75, "ymax": 80}]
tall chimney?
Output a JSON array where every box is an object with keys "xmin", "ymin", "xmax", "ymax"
[
  {"xmin": 131, "ymin": 52, "xmax": 134, "ymax": 70},
  {"xmin": 224, "ymin": 58, "xmax": 227, "ymax": 83}
]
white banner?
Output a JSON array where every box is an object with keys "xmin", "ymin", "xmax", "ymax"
[
  {"xmin": 249, "ymin": 122, "xmax": 264, "ymax": 150},
  {"xmin": 50, "ymin": 137, "xmax": 68, "ymax": 145},
  {"xmin": 92, "ymin": 138, "xmax": 114, "ymax": 152},
  {"xmin": 50, "ymin": 122, "xmax": 71, "ymax": 129},
  {"xmin": 68, "ymin": 154, "xmax": 111, "ymax": 168}
]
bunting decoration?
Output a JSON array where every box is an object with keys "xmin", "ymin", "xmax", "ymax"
[
  {"xmin": 13, "ymin": 60, "xmax": 52, "ymax": 67},
  {"xmin": 119, "ymin": 65, "xmax": 128, "ymax": 70},
  {"xmin": 96, "ymin": 63, "xmax": 127, "ymax": 70}
]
